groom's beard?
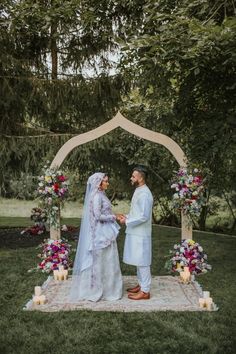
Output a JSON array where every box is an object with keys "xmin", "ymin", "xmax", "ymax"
[{"xmin": 131, "ymin": 180, "xmax": 139, "ymax": 188}]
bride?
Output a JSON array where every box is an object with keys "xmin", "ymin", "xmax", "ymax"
[{"xmin": 69, "ymin": 172, "xmax": 123, "ymax": 302}]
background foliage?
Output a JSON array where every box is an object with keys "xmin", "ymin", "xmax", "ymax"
[{"xmin": 0, "ymin": 0, "xmax": 235, "ymax": 232}]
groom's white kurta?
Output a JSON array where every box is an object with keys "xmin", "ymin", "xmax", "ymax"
[{"xmin": 123, "ymin": 185, "xmax": 153, "ymax": 266}]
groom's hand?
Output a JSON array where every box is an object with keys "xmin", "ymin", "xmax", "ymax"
[
  {"xmin": 118, "ymin": 215, "xmax": 126, "ymax": 224},
  {"xmin": 115, "ymin": 213, "xmax": 123, "ymax": 221}
]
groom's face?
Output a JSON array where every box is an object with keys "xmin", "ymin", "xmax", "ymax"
[{"xmin": 130, "ymin": 171, "xmax": 141, "ymax": 187}]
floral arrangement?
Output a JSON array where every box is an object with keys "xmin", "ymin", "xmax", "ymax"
[
  {"xmin": 171, "ymin": 167, "xmax": 206, "ymax": 218},
  {"xmin": 165, "ymin": 239, "xmax": 212, "ymax": 275},
  {"xmin": 37, "ymin": 238, "xmax": 72, "ymax": 273},
  {"xmin": 31, "ymin": 207, "xmax": 47, "ymax": 223},
  {"xmin": 21, "ymin": 207, "xmax": 47, "ymax": 235},
  {"xmin": 37, "ymin": 163, "xmax": 69, "ymax": 229}
]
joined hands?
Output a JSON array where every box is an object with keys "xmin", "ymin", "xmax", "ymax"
[{"xmin": 115, "ymin": 214, "xmax": 126, "ymax": 224}]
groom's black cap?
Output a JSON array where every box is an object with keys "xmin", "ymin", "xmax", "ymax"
[{"xmin": 133, "ymin": 164, "xmax": 148, "ymax": 179}]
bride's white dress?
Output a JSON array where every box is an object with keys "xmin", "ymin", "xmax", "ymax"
[{"xmin": 69, "ymin": 190, "xmax": 123, "ymax": 302}]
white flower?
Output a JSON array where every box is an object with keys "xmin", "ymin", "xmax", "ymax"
[
  {"xmin": 194, "ymin": 168, "xmax": 198, "ymax": 173},
  {"xmin": 198, "ymin": 246, "xmax": 203, "ymax": 252},
  {"xmin": 61, "ymin": 224, "xmax": 68, "ymax": 231}
]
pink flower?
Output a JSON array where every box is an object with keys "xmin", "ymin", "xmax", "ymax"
[{"xmin": 58, "ymin": 175, "xmax": 66, "ymax": 182}]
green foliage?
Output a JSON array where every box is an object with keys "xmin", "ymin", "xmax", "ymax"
[
  {"xmin": 1, "ymin": 0, "xmax": 236, "ymax": 233},
  {"xmin": 118, "ymin": 0, "xmax": 236, "ymax": 230}
]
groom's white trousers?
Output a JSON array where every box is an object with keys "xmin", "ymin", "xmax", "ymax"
[{"xmin": 137, "ymin": 266, "xmax": 151, "ymax": 293}]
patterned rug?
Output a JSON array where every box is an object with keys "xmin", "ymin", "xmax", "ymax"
[{"xmin": 23, "ymin": 276, "xmax": 218, "ymax": 312}]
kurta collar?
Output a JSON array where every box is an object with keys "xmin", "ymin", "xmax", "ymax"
[{"xmin": 135, "ymin": 184, "xmax": 147, "ymax": 190}]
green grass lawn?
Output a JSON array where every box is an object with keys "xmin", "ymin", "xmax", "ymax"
[{"xmin": 0, "ymin": 223, "xmax": 235, "ymax": 354}]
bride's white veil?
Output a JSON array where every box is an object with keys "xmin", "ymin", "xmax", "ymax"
[
  {"xmin": 73, "ymin": 172, "xmax": 105, "ymax": 273},
  {"xmin": 69, "ymin": 172, "xmax": 105, "ymax": 301}
]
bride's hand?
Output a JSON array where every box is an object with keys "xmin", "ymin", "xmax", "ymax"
[
  {"xmin": 117, "ymin": 215, "xmax": 126, "ymax": 224},
  {"xmin": 115, "ymin": 213, "xmax": 123, "ymax": 221}
]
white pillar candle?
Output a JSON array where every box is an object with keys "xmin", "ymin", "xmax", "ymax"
[
  {"xmin": 33, "ymin": 295, "xmax": 41, "ymax": 305},
  {"xmin": 58, "ymin": 265, "xmax": 64, "ymax": 272},
  {"xmin": 199, "ymin": 298, "xmax": 205, "ymax": 308},
  {"xmin": 39, "ymin": 295, "xmax": 46, "ymax": 305},
  {"xmin": 53, "ymin": 270, "xmax": 59, "ymax": 280},
  {"xmin": 63, "ymin": 269, "xmax": 68, "ymax": 280},
  {"xmin": 205, "ymin": 297, "xmax": 213, "ymax": 310},
  {"xmin": 58, "ymin": 272, "xmax": 64, "ymax": 281},
  {"xmin": 34, "ymin": 286, "xmax": 42, "ymax": 296},
  {"xmin": 203, "ymin": 291, "xmax": 210, "ymax": 299}
]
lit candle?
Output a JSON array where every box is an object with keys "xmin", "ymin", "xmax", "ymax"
[
  {"xmin": 39, "ymin": 295, "xmax": 46, "ymax": 305},
  {"xmin": 58, "ymin": 272, "xmax": 64, "ymax": 281},
  {"xmin": 63, "ymin": 269, "xmax": 68, "ymax": 280},
  {"xmin": 184, "ymin": 266, "xmax": 189, "ymax": 273},
  {"xmin": 34, "ymin": 286, "xmax": 42, "ymax": 296},
  {"xmin": 199, "ymin": 298, "xmax": 205, "ymax": 308},
  {"xmin": 58, "ymin": 265, "xmax": 64, "ymax": 272},
  {"xmin": 184, "ymin": 274, "xmax": 190, "ymax": 283},
  {"xmin": 33, "ymin": 295, "xmax": 41, "ymax": 305},
  {"xmin": 203, "ymin": 291, "xmax": 210, "ymax": 299},
  {"xmin": 53, "ymin": 270, "xmax": 59, "ymax": 280},
  {"xmin": 205, "ymin": 297, "xmax": 213, "ymax": 310}
]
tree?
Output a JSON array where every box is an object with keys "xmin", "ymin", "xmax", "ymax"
[{"xmin": 118, "ymin": 0, "xmax": 236, "ymax": 229}]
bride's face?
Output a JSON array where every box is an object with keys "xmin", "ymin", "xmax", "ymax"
[{"xmin": 100, "ymin": 176, "xmax": 109, "ymax": 190}]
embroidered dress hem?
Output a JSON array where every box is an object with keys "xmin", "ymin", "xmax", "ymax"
[{"xmin": 69, "ymin": 241, "xmax": 123, "ymax": 302}]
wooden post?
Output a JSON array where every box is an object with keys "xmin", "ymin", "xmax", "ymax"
[
  {"xmin": 50, "ymin": 227, "xmax": 61, "ymax": 240},
  {"xmin": 49, "ymin": 206, "xmax": 61, "ymax": 240},
  {"xmin": 181, "ymin": 211, "xmax": 192, "ymax": 240}
]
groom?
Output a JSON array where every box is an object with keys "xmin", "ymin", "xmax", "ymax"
[{"xmin": 119, "ymin": 165, "xmax": 153, "ymax": 300}]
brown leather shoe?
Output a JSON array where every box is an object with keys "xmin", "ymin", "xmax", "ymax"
[
  {"xmin": 128, "ymin": 291, "xmax": 150, "ymax": 300},
  {"xmin": 126, "ymin": 284, "xmax": 140, "ymax": 293}
]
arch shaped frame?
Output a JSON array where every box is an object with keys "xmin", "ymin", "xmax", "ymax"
[{"xmin": 50, "ymin": 111, "xmax": 192, "ymax": 240}]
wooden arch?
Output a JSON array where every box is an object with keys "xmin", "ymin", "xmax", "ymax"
[{"xmin": 50, "ymin": 111, "xmax": 192, "ymax": 240}]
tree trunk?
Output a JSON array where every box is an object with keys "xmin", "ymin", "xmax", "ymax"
[
  {"xmin": 198, "ymin": 189, "xmax": 211, "ymax": 231},
  {"xmin": 199, "ymin": 205, "xmax": 207, "ymax": 231}
]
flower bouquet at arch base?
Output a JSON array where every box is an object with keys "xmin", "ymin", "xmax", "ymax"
[
  {"xmin": 165, "ymin": 238, "xmax": 212, "ymax": 278},
  {"xmin": 37, "ymin": 238, "xmax": 72, "ymax": 273}
]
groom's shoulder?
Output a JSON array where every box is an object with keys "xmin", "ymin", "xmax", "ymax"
[
  {"xmin": 146, "ymin": 185, "xmax": 153, "ymax": 197},
  {"xmin": 140, "ymin": 185, "xmax": 153, "ymax": 197}
]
